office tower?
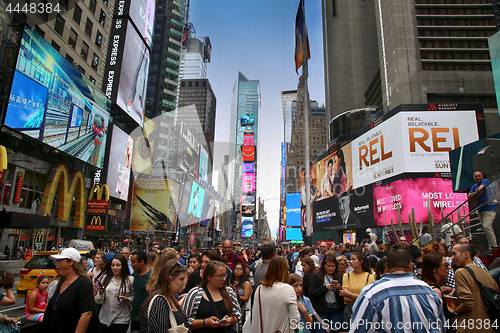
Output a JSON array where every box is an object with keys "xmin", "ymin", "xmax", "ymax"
[
  {"xmin": 177, "ymin": 78, "xmax": 216, "ymax": 181},
  {"xmin": 321, "ymin": 0, "xmax": 380, "ymax": 140},
  {"xmin": 283, "ymin": 82, "xmax": 327, "ymax": 195},
  {"xmin": 281, "ymin": 90, "xmax": 297, "ymax": 144},
  {"xmin": 179, "ymin": 37, "xmax": 211, "ymax": 80},
  {"xmin": 0, "ymin": 0, "xmax": 117, "ymax": 89},
  {"xmin": 145, "ymin": 0, "xmax": 186, "ymax": 119},
  {"xmin": 229, "ymin": 72, "xmax": 260, "ymax": 239}
]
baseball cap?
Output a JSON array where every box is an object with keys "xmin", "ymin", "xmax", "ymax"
[
  {"xmin": 310, "ymin": 254, "xmax": 320, "ymax": 268},
  {"xmin": 103, "ymin": 252, "xmax": 116, "ymax": 262},
  {"xmin": 50, "ymin": 247, "xmax": 81, "ymax": 262}
]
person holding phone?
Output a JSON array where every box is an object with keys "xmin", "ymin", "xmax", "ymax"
[
  {"xmin": 95, "ymin": 254, "xmax": 134, "ymax": 333},
  {"xmin": 308, "ymin": 254, "xmax": 343, "ymax": 333}
]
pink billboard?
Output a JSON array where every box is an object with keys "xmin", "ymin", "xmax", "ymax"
[
  {"xmin": 244, "ymin": 134, "xmax": 254, "ymax": 146},
  {"xmin": 242, "ymin": 173, "xmax": 255, "ymax": 193},
  {"xmin": 373, "ymin": 178, "xmax": 468, "ymax": 226}
]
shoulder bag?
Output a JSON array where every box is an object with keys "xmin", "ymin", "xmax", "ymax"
[
  {"xmin": 203, "ymin": 287, "xmax": 237, "ymax": 333},
  {"xmin": 147, "ymin": 294, "xmax": 189, "ymax": 333}
]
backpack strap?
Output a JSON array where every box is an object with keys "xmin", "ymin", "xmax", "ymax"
[{"xmin": 464, "ymin": 267, "xmax": 485, "ymax": 288}]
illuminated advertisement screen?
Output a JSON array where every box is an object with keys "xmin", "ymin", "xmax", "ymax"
[
  {"xmin": 242, "ymin": 162, "xmax": 254, "ymax": 173},
  {"xmin": 241, "ymin": 195, "xmax": 255, "ymax": 205},
  {"xmin": 201, "ymin": 193, "xmax": 217, "ymax": 226},
  {"xmin": 286, "ymin": 227, "xmax": 303, "ymax": 241},
  {"xmin": 372, "ymin": 178, "xmax": 468, "ymax": 226},
  {"xmin": 178, "ymin": 180, "xmax": 193, "ymax": 227},
  {"xmin": 199, "ymin": 146, "xmax": 209, "ymax": 182},
  {"xmin": 244, "ymin": 134, "xmax": 254, "ymax": 146},
  {"xmin": 241, "ymin": 113, "xmax": 254, "ymax": 126},
  {"xmin": 5, "ymin": 26, "xmax": 110, "ymax": 168},
  {"xmin": 242, "ymin": 173, "xmax": 255, "ymax": 192},
  {"xmin": 242, "ymin": 205, "xmax": 255, "ymax": 216},
  {"xmin": 178, "ymin": 136, "xmax": 199, "ymax": 178},
  {"xmin": 122, "ymin": 0, "xmax": 156, "ymax": 45},
  {"xmin": 242, "ymin": 146, "xmax": 255, "ymax": 162},
  {"xmin": 214, "ymin": 201, "xmax": 220, "ymax": 231},
  {"xmin": 285, "ymin": 193, "xmax": 301, "ymax": 227},
  {"xmin": 489, "ymin": 31, "xmax": 500, "ymax": 116},
  {"xmin": 131, "ymin": 118, "xmax": 155, "ymax": 175},
  {"xmin": 187, "ymin": 182, "xmax": 205, "ymax": 224},
  {"xmin": 343, "ymin": 232, "xmax": 356, "ymax": 245},
  {"xmin": 241, "ymin": 216, "xmax": 254, "ymax": 237},
  {"xmin": 449, "ymin": 138, "xmax": 487, "ymax": 192},
  {"xmin": 107, "ymin": 125, "xmax": 133, "ymax": 201},
  {"xmin": 130, "ymin": 179, "xmax": 178, "ymax": 231}
]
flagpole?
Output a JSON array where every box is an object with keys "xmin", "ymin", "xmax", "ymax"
[{"xmin": 302, "ymin": 0, "xmax": 312, "ymax": 245}]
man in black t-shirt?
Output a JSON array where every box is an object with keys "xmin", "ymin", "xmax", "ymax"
[{"xmin": 131, "ymin": 250, "xmax": 151, "ymax": 331}]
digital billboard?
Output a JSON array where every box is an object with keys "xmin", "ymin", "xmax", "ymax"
[
  {"xmin": 200, "ymin": 193, "xmax": 217, "ymax": 226},
  {"xmin": 241, "ymin": 195, "xmax": 255, "ymax": 205},
  {"xmin": 130, "ymin": 179, "xmax": 178, "ymax": 231},
  {"xmin": 241, "ymin": 113, "xmax": 255, "ymax": 126},
  {"xmin": 131, "ymin": 118, "xmax": 155, "ymax": 175},
  {"xmin": 285, "ymin": 193, "xmax": 301, "ymax": 227},
  {"xmin": 313, "ymin": 186, "xmax": 373, "ymax": 232},
  {"xmin": 242, "ymin": 146, "xmax": 255, "ymax": 162},
  {"xmin": 242, "ymin": 205, "xmax": 255, "ymax": 216},
  {"xmin": 352, "ymin": 111, "xmax": 479, "ymax": 188},
  {"xmin": 372, "ymin": 178, "xmax": 468, "ymax": 226},
  {"xmin": 214, "ymin": 201, "xmax": 220, "ymax": 231},
  {"xmin": 285, "ymin": 227, "xmax": 303, "ymax": 241},
  {"xmin": 178, "ymin": 180, "xmax": 193, "ymax": 227},
  {"xmin": 117, "ymin": 0, "xmax": 156, "ymax": 45},
  {"xmin": 242, "ymin": 173, "xmax": 255, "ymax": 192},
  {"xmin": 5, "ymin": 26, "xmax": 110, "ymax": 168},
  {"xmin": 449, "ymin": 138, "xmax": 488, "ymax": 192},
  {"xmin": 107, "ymin": 125, "xmax": 133, "ymax": 201},
  {"xmin": 244, "ymin": 134, "xmax": 254, "ymax": 146},
  {"xmin": 199, "ymin": 146, "xmax": 209, "ymax": 182},
  {"xmin": 187, "ymin": 182, "xmax": 205, "ymax": 224},
  {"xmin": 343, "ymin": 231, "xmax": 356, "ymax": 245},
  {"xmin": 243, "ymin": 163, "xmax": 254, "ymax": 173},
  {"xmin": 241, "ymin": 216, "xmax": 254, "ymax": 237},
  {"xmin": 489, "ymin": 31, "xmax": 500, "ymax": 116}
]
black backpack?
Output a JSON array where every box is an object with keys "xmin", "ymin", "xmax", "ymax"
[{"xmin": 465, "ymin": 267, "xmax": 500, "ymax": 329}]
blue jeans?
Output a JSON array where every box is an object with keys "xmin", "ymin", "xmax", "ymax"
[{"xmin": 313, "ymin": 307, "xmax": 343, "ymax": 333}]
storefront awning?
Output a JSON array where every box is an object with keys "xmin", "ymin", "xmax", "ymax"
[{"xmin": 0, "ymin": 211, "xmax": 51, "ymax": 229}]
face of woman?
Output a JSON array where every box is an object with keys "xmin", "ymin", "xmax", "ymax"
[
  {"xmin": 189, "ymin": 258, "xmax": 200, "ymax": 271},
  {"xmin": 111, "ymin": 259, "xmax": 122, "ymax": 276},
  {"xmin": 94, "ymin": 255, "xmax": 103, "ymax": 267},
  {"xmin": 337, "ymin": 260, "xmax": 347, "ymax": 273},
  {"xmin": 56, "ymin": 259, "xmax": 73, "ymax": 278},
  {"xmin": 200, "ymin": 256, "xmax": 211, "ymax": 273},
  {"xmin": 169, "ymin": 271, "xmax": 188, "ymax": 295},
  {"xmin": 324, "ymin": 260, "xmax": 336, "ymax": 276},
  {"xmin": 208, "ymin": 266, "xmax": 227, "ymax": 289},
  {"xmin": 350, "ymin": 255, "xmax": 360, "ymax": 269},
  {"xmin": 439, "ymin": 246, "xmax": 446, "ymax": 256},
  {"xmin": 292, "ymin": 281, "xmax": 303, "ymax": 297},
  {"xmin": 233, "ymin": 265, "xmax": 244, "ymax": 277},
  {"xmin": 302, "ymin": 262, "xmax": 310, "ymax": 274},
  {"xmin": 435, "ymin": 257, "xmax": 450, "ymax": 282}
]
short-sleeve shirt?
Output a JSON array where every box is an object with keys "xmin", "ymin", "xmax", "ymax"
[
  {"xmin": 225, "ymin": 251, "xmax": 248, "ymax": 271},
  {"xmin": 298, "ymin": 296, "xmax": 315, "ymax": 333},
  {"xmin": 470, "ymin": 179, "xmax": 497, "ymax": 212},
  {"xmin": 342, "ymin": 272, "xmax": 374, "ymax": 305},
  {"xmin": 132, "ymin": 269, "xmax": 151, "ymax": 321},
  {"xmin": 42, "ymin": 276, "xmax": 99, "ymax": 333}
]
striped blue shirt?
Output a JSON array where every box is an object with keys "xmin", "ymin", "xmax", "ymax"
[{"xmin": 349, "ymin": 272, "xmax": 444, "ymax": 333}]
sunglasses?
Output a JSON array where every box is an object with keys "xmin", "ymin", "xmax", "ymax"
[{"xmin": 169, "ymin": 261, "xmax": 182, "ymax": 276}]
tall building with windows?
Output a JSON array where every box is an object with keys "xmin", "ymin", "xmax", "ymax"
[
  {"xmin": 228, "ymin": 72, "xmax": 260, "ymax": 238},
  {"xmin": 0, "ymin": 0, "xmax": 116, "ymax": 89},
  {"xmin": 179, "ymin": 37, "xmax": 211, "ymax": 80}
]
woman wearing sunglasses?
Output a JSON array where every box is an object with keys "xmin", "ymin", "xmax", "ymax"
[{"xmin": 182, "ymin": 261, "xmax": 241, "ymax": 332}]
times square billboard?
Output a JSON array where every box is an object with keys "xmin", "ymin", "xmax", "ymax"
[{"xmin": 3, "ymin": 25, "xmax": 110, "ymax": 168}]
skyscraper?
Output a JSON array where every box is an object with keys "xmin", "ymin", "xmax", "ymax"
[{"xmin": 179, "ymin": 37, "xmax": 211, "ymax": 80}]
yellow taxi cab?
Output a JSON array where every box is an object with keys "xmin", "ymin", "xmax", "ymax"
[{"xmin": 16, "ymin": 250, "xmax": 87, "ymax": 298}]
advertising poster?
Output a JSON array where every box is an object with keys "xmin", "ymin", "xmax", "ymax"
[
  {"xmin": 242, "ymin": 173, "xmax": 255, "ymax": 193},
  {"xmin": 285, "ymin": 227, "xmax": 303, "ymax": 241},
  {"xmin": 199, "ymin": 146, "xmax": 209, "ymax": 182},
  {"xmin": 343, "ymin": 231, "xmax": 356, "ymax": 244},
  {"xmin": 489, "ymin": 31, "xmax": 500, "ymax": 116},
  {"xmin": 400, "ymin": 111, "xmax": 479, "ymax": 172},
  {"xmin": 107, "ymin": 125, "xmax": 133, "ymax": 201},
  {"xmin": 449, "ymin": 139, "xmax": 486, "ymax": 192},
  {"xmin": 242, "ymin": 205, "xmax": 255, "ymax": 216},
  {"xmin": 115, "ymin": 21, "xmax": 150, "ymax": 126},
  {"xmin": 242, "ymin": 162, "xmax": 254, "ymax": 173},
  {"xmin": 131, "ymin": 118, "xmax": 155, "ymax": 175},
  {"xmin": 178, "ymin": 180, "xmax": 193, "ymax": 227},
  {"xmin": 372, "ymin": 178, "xmax": 468, "ymax": 226},
  {"xmin": 241, "ymin": 216, "xmax": 254, "ymax": 237},
  {"xmin": 187, "ymin": 182, "xmax": 205, "ymax": 224},
  {"xmin": 313, "ymin": 186, "xmax": 373, "ymax": 232},
  {"xmin": 127, "ymin": 0, "xmax": 156, "ymax": 45},
  {"xmin": 5, "ymin": 26, "xmax": 110, "ymax": 168},
  {"xmin": 242, "ymin": 146, "xmax": 255, "ymax": 161},
  {"xmin": 200, "ymin": 193, "xmax": 217, "ymax": 226},
  {"xmin": 285, "ymin": 193, "xmax": 301, "ymax": 227},
  {"xmin": 241, "ymin": 113, "xmax": 255, "ymax": 126},
  {"xmin": 130, "ymin": 179, "xmax": 178, "ymax": 231},
  {"xmin": 244, "ymin": 134, "xmax": 254, "ymax": 146},
  {"xmin": 241, "ymin": 195, "xmax": 255, "ymax": 205}
]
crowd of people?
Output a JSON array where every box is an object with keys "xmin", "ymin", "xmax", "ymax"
[{"xmin": 0, "ymin": 231, "xmax": 498, "ymax": 333}]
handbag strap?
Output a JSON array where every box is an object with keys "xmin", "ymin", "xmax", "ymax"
[
  {"xmin": 464, "ymin": 267, "xmax": 484, "ymax": 287},
  {"xmin": 147, "ymin": 294, "xmax": 161, "ymax": 320},
  {"xmin": 203, "ymin": 287, "xmax": 223, "ymax": 320},
  {"xmin": 148, "ymin": 294, "xmax": 179, "ymax": 328},
  {"xmin": 258, "ymin": 286, "xmax": 264, "ymax": 333}
]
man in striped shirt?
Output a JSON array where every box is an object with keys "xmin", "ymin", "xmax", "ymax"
[{"xmin": 349, "ymin": 246, "xmax": 445, "ymax": 333}]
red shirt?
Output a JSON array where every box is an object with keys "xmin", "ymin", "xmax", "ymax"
[{"xmin": 224, "ymin": 251, "xmax": 248, "ymax": 271}]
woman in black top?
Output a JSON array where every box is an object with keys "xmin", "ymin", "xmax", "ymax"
[
  {"xmin": 141, "ymin": 259, "xmax": 188, "ymax": 333},
  {"xmin": 182, "ymin": 249, "xmax": 220, "ymax": 294},
  {"xmin": 301, "ymin": 257, "xmax": 316, "ymax": 297}
]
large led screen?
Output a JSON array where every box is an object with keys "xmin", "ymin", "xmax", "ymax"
[
  {"xmin": 352, "ymin": 111, "xmax": 479, "ymax": 188},
  {"xmin": 241, "ymin": 216, "xmax": 254, "ymax": 237},
  {"xmin": 372, "ymin": 178, "xmax": 468, "ymax": 226},
  {"xmin": 242, "ymin": 146, "xmax": 255, "ymax": 162},
  {"xmin": 107, "ymin": 125, "xmax": 133, "ymax": 201},
  {"xmin": 241, "ymin": 195, "xmax": 255, "ymax": 205},
  {"xmin": 131, "ymin": 118, "xmax": 155, "ymax": 175},
  {"xmin": 244, "ymin": 134, "xmax": 254, "ymax": 146},
  {"xmin": 285, "ymin": 227, "xmax": 303, "ymax": 241},
  {"xmin": 243, "ymin": 163, "xmax": 254, "ymax": 173},
  {"xmin": 187, "ymin": 182, "xmax": 205, "ymax": 224},
  {"xmin": 489, "ymin": 31, "xmax": 500, "ymax": 116},
  {"xmin": 241, "ymin": 113, "xmax": 255, "ymax": 126},
  {"xmin": 130, "ymin": 179, "xmax": 178, "ymax": 231},
  {"xmin": 5, "ymin": 26, "xmax": 110, "ymax": 168},
  {"xmin": 242, "ymin": 173, "xmax": 255, "ymax": 192},
  {"xmin": 285, "ymin": 193, "xmax": 301, "ymax": 227},
  {"xmin": 201, "ymin": 193, "xmax": 217, "ymax": 226},
  {"xmin": 122, "ymin": 0, "xmax": 156, "ymax": 45},
  {"xmin": 199, "ymin": 146, "xmax": 209, "ymax": 182},
  {"xmin": 178, "ymin": 180, "xmax": 193, "ymax": 227}
]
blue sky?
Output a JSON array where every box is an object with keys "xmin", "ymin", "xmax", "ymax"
[{"xmin": 189, "ymin": 0, "xmax": 325, "ymax": 238}]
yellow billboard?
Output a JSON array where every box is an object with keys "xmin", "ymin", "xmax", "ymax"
[{"xmin": 130, "ymin": 179, "xmax": 179, "ymax": 231}]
